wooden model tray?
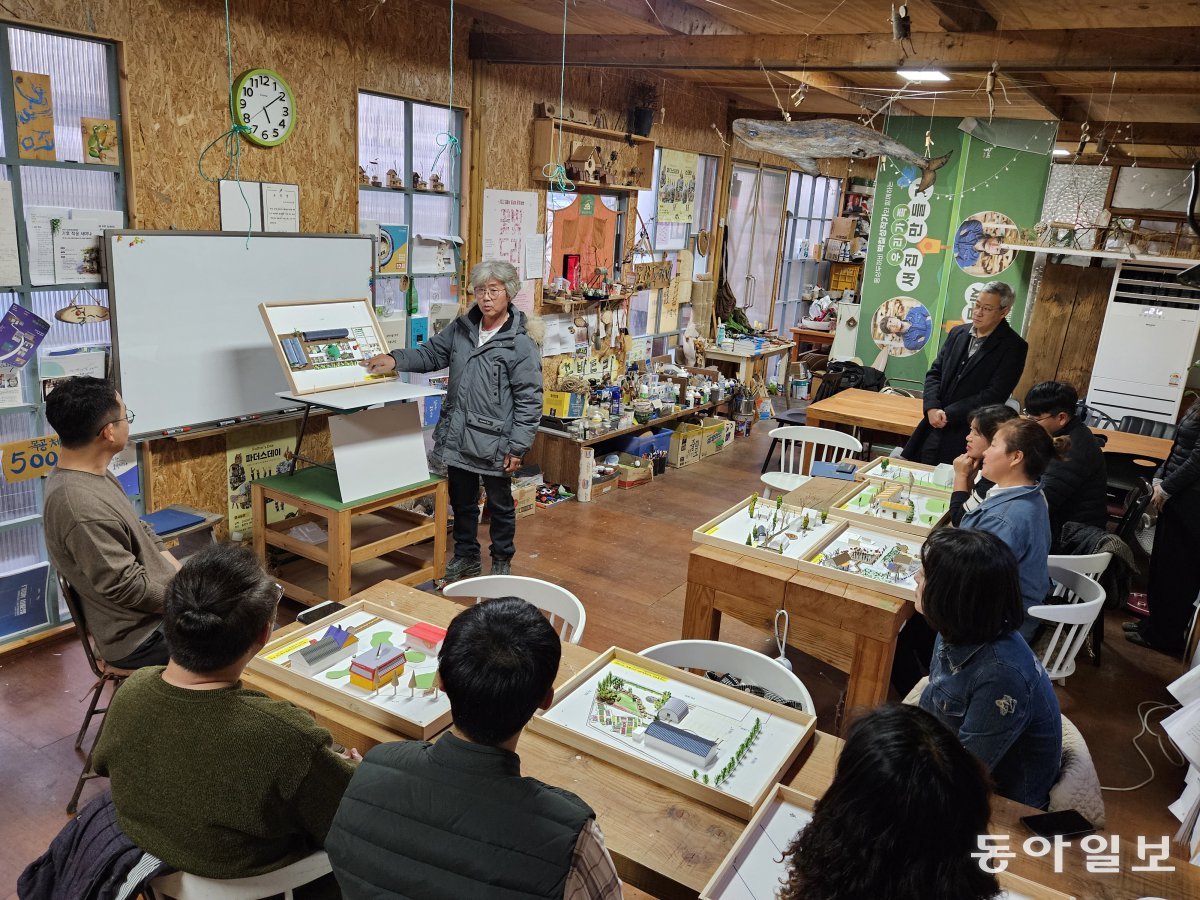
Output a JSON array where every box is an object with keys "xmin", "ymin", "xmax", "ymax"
[
  {"xmin": 831, "ymin": 478, "xmax": 951, "ymax": 537},
  {"xmin": 793, "ymin": 519, "xmax": 924, "ymax": 601},
  {"xmin": 857, "ymin": 455, "xmax": 954, "ymax": 494},
  {"xmin": 245, "ymin": 599, "xmax": 451, "ymax": 739},
  {"xmin": 692, "ymin": 494, "xmax": 843, "ymax": 571},
  {"xmin": 528, "ymin": 647, "xmax": 816, "ymax": 820},
  {"xmin": 700, "ymin": 783, "xmax": 1074, "ymax": 900}
]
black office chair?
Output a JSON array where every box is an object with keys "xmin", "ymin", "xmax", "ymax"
[{"xmin": 1118, "ymin": 415, "xmax": 1177, "ymax": 441}]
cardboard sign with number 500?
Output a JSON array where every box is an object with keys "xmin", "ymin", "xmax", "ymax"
[{"xmin": 2, "ymin": 435, "xmax": 61, "ymax": 483}]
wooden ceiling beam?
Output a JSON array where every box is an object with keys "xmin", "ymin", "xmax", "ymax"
[
  {"xmin": 1057, "ymin": 121, "xmax": 1200, "ymax": 145},
  {"xmin": 780, "ymin": 71, "xmax": 918, "ymax": 117},
  {"xmin": 593, "ymin": 0, "xmax": 741, "ymax": 35},
  {"xmin": 929, "ymin": 0, "xmax": 996, "ymax": 32},
  {"xmin": 468, "ymin": 27, "xmax": 1200, "ymax": 72}
]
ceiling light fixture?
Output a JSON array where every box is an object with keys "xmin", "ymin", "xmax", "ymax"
[
  {"xmin": 897, "ymin": 70, "xmax": 950, "ymax": 83},
  {"xmin": 1052, "ymin": 148, "xmax": 1071, "ymax": 156}
]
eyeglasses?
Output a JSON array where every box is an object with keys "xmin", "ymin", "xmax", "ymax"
[
  {"xmin": 274, "ymin": 582, "xmax": 285, "ymax": 602},
  {"xmin": 1021, "ymin": 410, "xmax": 1052, "ymax": 422},
  {"xmin": 974, "ymin": 305, "xmax": 1000, "ymax": 314},
  {"xmin": 97, "ymin": 408, "xmax": 135, "ymax": 436},
  {"xmin": 478, "ymin": 286, "xmax": 507, "ymax": 298}
]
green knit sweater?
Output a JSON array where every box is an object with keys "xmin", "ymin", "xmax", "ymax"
[{"xmin": 93, "ymin": 666, "xmax": 355, "ymax": 879}]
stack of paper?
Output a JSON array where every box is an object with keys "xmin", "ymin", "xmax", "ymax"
[{"xmin": 1164, "ymin": 668, "xmax": 1200, "ymax": 863}]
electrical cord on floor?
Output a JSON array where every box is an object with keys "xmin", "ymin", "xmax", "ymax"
[{"xmin": 1100, "ymin": 701, "xmax": 1185, "ymax": 792}]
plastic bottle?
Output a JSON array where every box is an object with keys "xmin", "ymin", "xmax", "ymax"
[
  {"xmin": 716, "ymin": 320, "xmax": 726, "ymax": 345},
  {"xmin": 798, "ymin": 363, "xmax": 811, "ymax": 400}
]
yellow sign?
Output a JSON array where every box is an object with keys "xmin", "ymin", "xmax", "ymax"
[{"xmin": 1, "ymin": 434, "xmax": 62, "ymax": 483}]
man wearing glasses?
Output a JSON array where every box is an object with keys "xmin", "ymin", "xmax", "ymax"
[
  {"xmin": 901, "ymin": 282, "xmax": 1028, "ymax": 466},
  {"xmin": 44, "ymin": 376, "xmax": 180, "ymax": 669}
]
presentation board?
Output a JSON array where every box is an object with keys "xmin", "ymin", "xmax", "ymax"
[
  {"xmin": 105, "ymin": 231, "xmax": 374, "ymax": 437},
  {"xmin": 260, "ymin": 298, "xmax": 394, "ymax": 395}
]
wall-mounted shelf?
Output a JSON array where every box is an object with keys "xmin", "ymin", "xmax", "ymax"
[
  {"xmin": 531, "ymin": 118, "xmax": 655, "ymax": 193},
  {"xmin": 1008, "ymin": 243, "xmax": 1199, "ymax": 267}
]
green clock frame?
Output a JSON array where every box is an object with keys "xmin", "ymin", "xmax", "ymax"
[{"xmin": 232, "ymin": 67, "xmax": 296, "ymax": 148}]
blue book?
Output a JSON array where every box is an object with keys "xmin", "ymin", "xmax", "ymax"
[
  {"xmin": 141, "ymin": 508, "xmax": 206, "ymax": 535},
  {"xmin": 810, "ymin": 460, "xmax": 858, "ymax": 480},
  {"xmin": 0, "ymin": 563, "xmax": 49, "ymax": 639}
]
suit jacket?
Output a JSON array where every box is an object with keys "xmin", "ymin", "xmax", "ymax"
[{"xmin": 902, "ymin": 319, "xmax": 1028, "ymax": 465}]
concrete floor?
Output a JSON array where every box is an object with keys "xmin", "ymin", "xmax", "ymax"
[{"xmin": 0, "ymin": 422, "xmax": 1190, "ymax": 896}]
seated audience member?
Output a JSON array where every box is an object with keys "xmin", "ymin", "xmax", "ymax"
[
  {"xmin": 961, "ymin": 418, "xmax": 1062, "ymax": 641},
  {"xmin": 1023, "ymin": 381, "xmax": 1108, "ymax": 547},
  {"xmin": 918, "ymin": 528, "xmax": 1062, "ymax": 809},
  {"xmin": 949, "ymin": 404, "xmax": 1020, "ymax": 526},
  {"xmin": 779, "ymin": 703, "xmax": 999, "ymax": 900},
  {"xmin": 43, "ymin": 377, "xmax": 178, "ymax": 668},
  {"xmin": 94, "ymin": 544, "xmax": 356, "ymax": 896},
  {"xmin": 327, "ymin": 597, "xmax": 622, "ymax": 900},
  {"xmin": 1127, "ymin": 399, "xmax": 1200, "ymax": 655}
]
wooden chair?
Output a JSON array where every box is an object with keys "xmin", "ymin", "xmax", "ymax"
[
  {"xmin": 59, "ymin": 576, "xmax": 135, "ymax": 815},
  {"xmin": 639, "ymin": 639, "xmax": 814, "ymax": 714},
  {"xmin": 147, "ymin": 850, "xmax": 332, "ymax": 899},
  {"xmin": 1029, "ymin": 565, "xmax": 1107, "ymax": 683},
  {"xmin": 441, "ymin": 575, "xmax": 586, "ymax": 644},
  {"xmin": 760, "ymin": 426, "xmax": 862, "ymax": 499}
]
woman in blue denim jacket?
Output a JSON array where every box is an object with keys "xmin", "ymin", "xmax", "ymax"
[
  {"xmin": 961, "ymin": 418, "xmax": 1066, "ymax": 642},
  {"xmin": 918, "ymin": 528, "xmax": 1062, "ymax": 809}
]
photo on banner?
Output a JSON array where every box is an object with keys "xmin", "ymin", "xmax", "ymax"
[{"xmin": 226, "ymin": 424, "xmax": 300, "ymax": 539}]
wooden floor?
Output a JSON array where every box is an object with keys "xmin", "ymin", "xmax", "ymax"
[{"xmin": 0, "ymin": 423, "xmax": 1192, "ymax": 896}]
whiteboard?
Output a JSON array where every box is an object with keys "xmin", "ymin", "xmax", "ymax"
[{"xmin": 105, "ymin": 231, "xmax": 374, "ymax": 436}]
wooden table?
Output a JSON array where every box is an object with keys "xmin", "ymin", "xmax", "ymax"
[
  {"xmin": 805, "ymin": 388, "xmax": 1174, "ymax": 462},
  {"xmin": 705, "ymin": 341, "xmax": 795, "ymax": 384},
  {"xmin": 527, "ymin": 399, "xmax": 724, "ymax": 487},
  {"xmin": 789, "ymin": 326, "xmax": 836, "ymax": 361},
  {"xmin": 684, "ymin": 477, "xmax": 912, "ymax": 731},
  {"xmin": 243, "ymin": 579, "xmax": 1199, "ymax": 900},
  {"xmin": 251, "ymin": 467, "xmax": 447, "ymax": 606}
]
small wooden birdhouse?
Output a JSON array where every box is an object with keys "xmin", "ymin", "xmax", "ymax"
[
  {"xmin": 430, "ymin": 173, "xmax": 445, "ymax": 192},
  {"xmin": 386, "ymin": 168, "xmax": 403, "ymax": 190},
  {"xmin": 358, "ymin": 166, "xmax": 369, "ymax": 186},
  {"xmin": 412, "ymin": 171, "xmax": 429, "ymax": 191}
]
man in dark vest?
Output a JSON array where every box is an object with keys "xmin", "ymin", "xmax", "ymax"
[
  {"xmin": 901, "ymin": 281, "xmax": 1029, "ymax": 466},
  {"xmin": 326, "ymin": 597, "xmax": 622, "ymax": 900}
]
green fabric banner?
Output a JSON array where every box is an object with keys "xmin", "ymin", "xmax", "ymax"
[{"xmin": 856, "ymin": 117, "xmax": 1056, "ymax": 388}]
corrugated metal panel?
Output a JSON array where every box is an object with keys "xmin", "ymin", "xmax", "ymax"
[
  {"xmin": 0, "ymin": 523, "xmax": 46, "ymax": 570},
  {"xmin": 412, "ymin": 102, "xmax": 458, "ymax": 191},
  {"xmin": 412, "ymin": 193, "xmax": 454, "ymax": 235},
  {"xmin": 20, "ymin": 165, "xmax": 119, "ymax": 210},
  {"xmin": 10, "ymin": 27, "xmax": 111, "ymax": 166},
  {"xmin": 0, "ymin": 409, "xmax": 38, "ymax": 521}
]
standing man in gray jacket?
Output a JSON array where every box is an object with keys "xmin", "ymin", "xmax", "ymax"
[{"xmin": 365, "ymin": 260, "xmax": 542, "ymax": 585}]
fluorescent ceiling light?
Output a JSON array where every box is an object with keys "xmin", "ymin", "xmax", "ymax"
[
  {"xmin": 897, "ymin": 70, "xmax": 950, "ymax": 82},
  {"xmin": 1052, "ymin": 148, "xmax": 1071, "ymax": 156}
]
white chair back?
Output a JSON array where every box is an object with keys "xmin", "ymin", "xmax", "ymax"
[
  {"xmin": 1028, "ymin": 565, "xmax": 1107, "ymax": 682},
  {"xmin": 761, "ymin": 426, "xmax": 862, "ymax": 498},
  {"xmin": 442, "ymin": 575, "xmax": 586, "ymax": 644},
  {"xmin": 639, "ymin": 639, "xmax": 815, "ymax": 714},
  {"xmin": 147, "ymin": 851, "xmax": 331, "ymax": 900},
  {"xmin": 1047, "ymin": 552, "xmax": 1112, "ymax": 583}
]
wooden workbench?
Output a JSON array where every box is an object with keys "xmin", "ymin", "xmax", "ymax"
[
  {"xmin": 243, "ymin": 578, "xmax": 1200, "ymax": 900},
  {"xmin": 789, "ymin": 326, "xmax": 836, "ymax": 360},
  {"xmin": 806, "ymin": 388, "xmax": 1174, "ymax": 462},
  {"xmin": 705, "ymin": 341, "xmax": 795, "ymax": 384}
]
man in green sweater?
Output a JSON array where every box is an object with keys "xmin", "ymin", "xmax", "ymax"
[
  {"xmin": 94, "ymin": 544, "xmax": 358, "ymax": 896},
  {"xmin": 44, "ymin": 377, "xmax": 178, "ymax": 668}
]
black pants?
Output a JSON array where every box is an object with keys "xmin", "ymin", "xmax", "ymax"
[
  {"xmin": 890, "ymin": 612, "xmax": 937, "ymax": 697},
  {"xmin": 1141, "ymin": 495, "xmax": 1200, "ymax": 654},
  {"xmin": 108, "ymin": 624, "xmax": 170, "ymax": 669},
  {"xmin": 447, "ymin": 465, "xmax": 516, "ymax": 561}
]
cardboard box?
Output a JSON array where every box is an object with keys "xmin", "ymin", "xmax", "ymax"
[
  {"xmin": 617, "ymin": 462, "xmax": 653, "ymax": 489},
  {"xmin": 667, "ymin": 423, "xmax": 703, "ymax": 468},
  {"xmin": 513, "ymin": 483, "xmax": 537, "ymax": 519},
  {"xmin": 720, "ymin": 419, "xmax": 736, "ymax": 449},
  {"xmin": 698, "ymin": 416, "xmax": 727, "ymax": 458},
  {"xmin": 542, "ymin": 390, "xmax": 585, "ymax": 418},
  {"xmin": 591, "ymin": 469, "xmax": 619, "ymax": 496},
  {"xmin": 830, "ymin": 216, "xmax": 856, "ymax": 241}
]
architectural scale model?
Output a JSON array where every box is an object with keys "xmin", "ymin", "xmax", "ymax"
[
  {"xmin": 791, "ymin": 521, "xmax": 928, "ymax": 599},
  {"xmin": 533, "ymin": 649, "xmax": 815, "ymax": 818},
  {"xmin": 693, "ymin": 494, "xmax": 838, "ymax": 569},
  {"xmin": 834, "ymin": 477, "xmax": 951, "ymax": 536},
  {"xmin": 276, "ymin": 325, "xmax": 385, "ymax": 373},
  {"xmin": 288, "ymin": 624, "xmax": 359, "ymax": 677},
  {"xmin": 348, "ymin": 642, "xmax": 407, "ymax": 692},
  {"xmin": 859, "ymin": 456, "xmax": 954, "ymax": 493},
  {"xmin": 404, "ymin": 622, "xmax": 447, "ymax": 653}
]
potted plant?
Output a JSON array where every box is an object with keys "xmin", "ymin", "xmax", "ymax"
[{"xmin": 629, "ymin": 84, "xmax": 658, "ymax": 138}]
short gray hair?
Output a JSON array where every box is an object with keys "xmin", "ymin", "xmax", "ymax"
[
  {"xmin": 470, "ymin": 260, "xmax": 521, "ymax": 302},
  {"xmin": 981, "ymin": 281, "xmax": 1016, "ymax": 309}
]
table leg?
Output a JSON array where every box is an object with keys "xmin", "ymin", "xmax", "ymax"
[
  {"xmin": 682, "ymin": 579, "xmax": 722, "ymax": 641},
  {"xmin": 327, "ymin": 509, "xmax": 352, "ymax": 602},
  {"xmin": 432, "ymin": 479, "xmax": 448, "ymax": 580},
  {"xmin": 842, "ymin": 634, "xmax": 896, "ymax": 728}
]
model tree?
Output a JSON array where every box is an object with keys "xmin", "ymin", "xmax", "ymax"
[{"xmin": 748, "ymin": 493, "xmax": 759, "ymax": 517}]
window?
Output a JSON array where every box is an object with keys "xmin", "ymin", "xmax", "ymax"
[
  {"xmin": 630, "ymin": 151, "xmax": 720, "ymax": 353},
  {"xmin": 775, "ymin": 172, "xmax": 842, "ymax": 333},
  {"xmin": 357, "ymin": 92, "xmax": 464, "ymax": 361},
  {"xmin": 0, "ymin": 26, "xmax": 126, "ymax": 648}
]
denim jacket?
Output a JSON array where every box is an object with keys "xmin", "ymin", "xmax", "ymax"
[
  {"xmin": 920, "ymin": 632, "xmax": 1062, "ymax": 809},
  {"xmin": 960, "ymin": 483, "xmax": 1052, "ymax": 641}
]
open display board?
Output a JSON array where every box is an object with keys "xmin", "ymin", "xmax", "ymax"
[
  {"xmin": 529, "ymin": 648, "xmax": 815, "ymax": 820},
  {"xmin": 260, "ymin": 299, "xmax": 394, "ymax": 396},
  {"xmin": 693, "ymin": 495, "xmax": 841, "ymax": 570},
  {"xmin": 700, "ymin": 784, "xmax": 1074, "ymax": 900},
  {"xmin": 105, "ymin": 231, "xmax": 374, "ymax": 437},
  {"xmin": 245, "ymin": 599, "xmax": 451, "ymax": 740},
  {"xmin": 832, "ymin": 479, "xmax": 951, "ymax": 537},
  {"xmin": 858, "ymin": 456, "xmax": 954, "ymax": 494}
]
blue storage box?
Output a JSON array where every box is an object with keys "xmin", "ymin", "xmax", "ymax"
[{"xmin": 603, "ymin": 427, "xmax": 672, "ymax": 459}]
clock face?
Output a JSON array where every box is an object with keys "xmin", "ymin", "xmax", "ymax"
[{"xmin": 233, "ymin": 68, "xmax": 295, "ymax": 147}]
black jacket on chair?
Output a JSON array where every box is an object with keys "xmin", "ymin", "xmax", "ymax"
[
  {"xmin": 1042, "ymin": 416, "xmax": 1109, "ymax": 545},
  {"xmin": 902, "ymin": 319, "xmax": 1028, "ymax": 465}
]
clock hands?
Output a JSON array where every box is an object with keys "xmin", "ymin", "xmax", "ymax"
[{"xmin": 250, "ymin": 95, "xmax": 284, "ymax": 124}]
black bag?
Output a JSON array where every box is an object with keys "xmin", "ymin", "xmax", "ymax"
[{"xmin": 820, "ymin": 361, "xmax": 886, "ymax": 397}]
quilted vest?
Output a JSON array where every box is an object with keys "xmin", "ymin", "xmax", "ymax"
[{"xmin": 326, "ymin": 732, "xmax": 594, "ymax": 899}]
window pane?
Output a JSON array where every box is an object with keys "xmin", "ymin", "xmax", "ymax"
[
  {"xmin": 21, "ymin": 165, "xmax": 119, "ymax": 210},
  {"xmin": 358, "ymin": 92, "xmax": 406, "ymax": 182},
  {"xmin": 11, "ymin": 27, "xmax": 112, "ymax": 165},
  {"xmin": 0, "ymin": 411, "xmax": 39, "ymax": 521},
  {"xmin": 412, "ymin": 102, "xmax": 459, "ymax": 192},
  {"xmin": 629, "ymin": 289, "xmax": 651, "ymax": 337},
  {"xmin": 412, "ymin": 193, "xmax": 455, "ymax": 236},
  {"xmin": 0, "ymin": 522, "xmax": 45, "ymax": 572},
  {"xmin": 358, "ymin": 188, "xmax": 405, "ymax": 226}
]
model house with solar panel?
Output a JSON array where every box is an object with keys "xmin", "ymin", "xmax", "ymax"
[
  {"xmin": 644, "ymin": 720, "xmax": 719, "ymax": 768},
  {"xmin": 289, "ymin": 625, "xmax": 359, "ymax": 677},
  {"xmin": 348, "ymin": 642, "xmax": 407, "ymax": 692}
]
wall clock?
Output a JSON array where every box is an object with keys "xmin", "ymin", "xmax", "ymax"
[{"xmin": 232, "ymin": 68, "xmax": 296, "ymax": 147}]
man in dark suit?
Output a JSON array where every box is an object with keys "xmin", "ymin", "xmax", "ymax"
[{"xmin": 902, "ymin": 282, "xmax": 1029, "ymax": 466}]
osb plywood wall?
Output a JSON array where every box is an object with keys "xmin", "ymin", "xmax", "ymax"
[{"xmin": 479, "ymin": 63, "xmax": 730, "ymax": 384}]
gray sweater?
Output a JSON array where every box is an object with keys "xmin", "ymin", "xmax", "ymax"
[{"xmin": 44, "ymin": 468, "xmax": 176, "ymax": 661}]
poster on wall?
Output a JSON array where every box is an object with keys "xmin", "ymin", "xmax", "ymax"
[
  {"xmin": 0, "ymin": 562, "xmax": 49, "ymax": 640},
  {"xmin": 378, "ymin": 224, "xmax": 410, "ymax": 275},
  {"xmin": 857, "ymin": 116, "xmax": 1055, "ymax": 384},
  {"xmin": 657, "ymin": 149, "xmax": 698, "ymax": 224},
  {"xmin": 482, "ymin": 189, "xmax": 538, "ymax": 313},
  {"xmin": 226, "ymin": 425, "xmax": 299, "ymax": 540}
]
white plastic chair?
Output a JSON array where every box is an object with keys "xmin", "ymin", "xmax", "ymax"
[
  {"xmin": 1029, "ymin": 565, "xmax": 1107, "ymax": 683},
  {"xmin": 1047, "ymin": 552, "xmax": 1112, "ymax": 583},
  {"xmin": 639, "ymin": 639, "xmax": 815, "ymax": 715},
  {"xmin": 761, "ymin": 426, "xmax": 862, "ymax": 499},
  {"xmin": 442, "ymin": 575, "xmax": 586, "ymax": 644},
  {"xmin": 147, "ymin": 851, "xmax": 331, "ymax": 900}
]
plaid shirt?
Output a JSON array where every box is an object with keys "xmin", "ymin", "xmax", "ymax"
[{"xmin": 564, "ymin": 819, "xmax": 623, "ymax": 900}]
